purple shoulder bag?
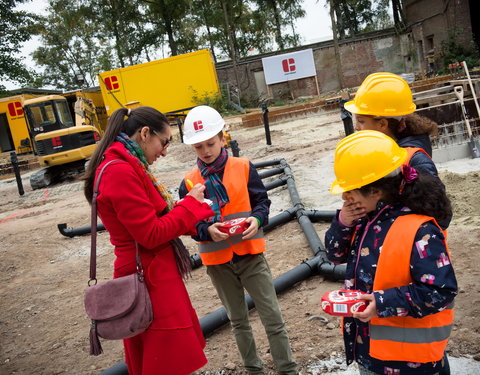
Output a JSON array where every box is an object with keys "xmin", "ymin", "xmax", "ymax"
[{"xmin": 84, "ymin": 160, "xmax": 153, "ymax": 355}]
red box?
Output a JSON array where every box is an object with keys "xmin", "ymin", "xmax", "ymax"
[
  {"xmin": 218, "ymin": 218, "xmax": 249, "ymax": 236},
  {"xmin": 321, "ymin": 289, "xmax": 367, "ymax": 317}
]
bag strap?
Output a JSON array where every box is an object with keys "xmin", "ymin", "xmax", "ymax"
[{"xmin": 88, "ymin": 159, "xmax": 144, "ymax": 285}]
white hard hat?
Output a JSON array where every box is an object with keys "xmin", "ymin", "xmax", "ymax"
[{"xmin": 183, "ymin": 105, "xmax": 225, "ymax": 144}]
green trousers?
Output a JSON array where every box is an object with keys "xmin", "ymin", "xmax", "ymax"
[{"xmin": 206, "ymin": 254, "xmax": 298, "ymax": 375}]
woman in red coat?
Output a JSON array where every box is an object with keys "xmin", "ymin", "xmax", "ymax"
[{"xmin": 84, "ymin": 106, "xmax": 213, "ymax": 375}]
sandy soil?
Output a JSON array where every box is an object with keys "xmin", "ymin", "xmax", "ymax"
[{"xmin": 0, "ymin": 110, "xmax": 479, "ymax": 375}]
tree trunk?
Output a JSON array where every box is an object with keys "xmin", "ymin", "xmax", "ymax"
[
  {"xmin": 329, "ymin": 0, "xmax": 344, "ymax": 89},
  {"xmin": 268, "ymin": 0, "xmax": 284, "ymax": 50},
  {"xmin": 220, "ymin": 0, "xmax": 240, "ymax": 89},
  {"xmin": 156, "ymin": 0, "xmax": 178, "ymax": 55}
]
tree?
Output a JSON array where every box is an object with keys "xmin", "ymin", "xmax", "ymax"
[
  {"xmin": 90, "ymin": 0, "xmax": 155, "ymax": 67},
  {"xmin": 0, "ymin": 0, "xmax": 38, "ymax": 92},
  {"xmin": 327, "ymin": 0, "xmax": 392, "ymax": 39},
  {"xmin": 327, "ymin": 0, "xmax": 343, "ymax": 88},
  {"xmin": 253, "ymin": 0, "xmax": 305, "ymax": 50},
  {"xmin": 32, "ymin": 0, "xmax": 114, "ymax": 89},
  {"xmin": 143, "ymin": 0, "xmax": 193, "ymax": 56}
]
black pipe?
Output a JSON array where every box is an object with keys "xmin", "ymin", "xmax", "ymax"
[
  {"xmin": 253, "ymin": 159, "xmax": 282, "ymax": 169},
  {"xmin": 57, "ymin": 223, "xmax": 105, "ymax": 238},
  {"xmin": 190, "ymin": 253, "xmax": 202, "ymax": 269},
  {"xmin": 264, "ymin": 176, "xmax": 288, "ymax": 191},
  {"xmin": 263, "ymin": 208, "xmax": 296, "ymax": 233},
  {"xmin": 230, "ymin": 139, "xmax": 240, "ymax": 157},
  {"xmin": 258, "ymin": 167, "xmax": 284, "ymax": 179},
  {"xmin": 261, "ymin": 103, "xmax": 272, "ymax": 145},
  {"xmin": 340, "ymin": 99, "xmax": 354, "ymax": 136},
  {"xmin": 304, "ymin": 210, "xmax": 336, "ymax": 222},
  {"xmin": 176, "ymin": 118, "xmax": 184, "ymax": 143},
  {"xmin": 10, "ymin": 151, "xmax": 24, "ymax": 196}
]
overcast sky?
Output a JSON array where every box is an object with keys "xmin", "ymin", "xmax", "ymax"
[{"xmin": 7, "ymin": 0, "xmax": 333, "ymax": 90}]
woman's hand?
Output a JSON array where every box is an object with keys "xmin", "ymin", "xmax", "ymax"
[
  {"xmin": 353, "ymin": 293, "xmax": 377, "ymax": 322},
  {"xmin": 208, "ymin": 223, "xmax": 229, "ymax": 242},
  {"xmin": 242, "ymin": 217, "xmax": 258, "ymax": 240},
  {"xmin": 187, "ymin": 183, "xmax": 206, "ymax": 203},
  {"xmin": 339, "ymin": 200, "xmax": 366, "ymax": 227}
]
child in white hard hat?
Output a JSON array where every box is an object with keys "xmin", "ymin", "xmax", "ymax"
[{"xmin": 179, "ymin": 105, "xmax": 298, "ymax": 375}]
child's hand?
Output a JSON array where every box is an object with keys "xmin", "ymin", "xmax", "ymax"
[
  {"xmin": 339, "ymin": 200, "xmax": 366, "ymax": 226},
  {"xmin": 352, "ymin": 293, "xmax": 377, "ymax": 322},
  {"xmin": 208, "ymin": 223, "xmax": 229, "ymax": 242},
  {"xmin": 187, "ymin": 183, "xmax": 206, "ymax": 203},
  {"xmin": 242, "ymin": 217, "xmax": 258, "ymax": 240}
]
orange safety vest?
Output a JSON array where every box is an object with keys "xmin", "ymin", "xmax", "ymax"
[
  {"xmin": 184, "ymin": 157, "xmax": 266, "ymax": 265},
  {"xmin": 404, "ymin": 146, "xmax": 430, "ymax": 165},
  {"xmin": 370, "ymin": 214, "xmax": 454, "ymax": 363}
]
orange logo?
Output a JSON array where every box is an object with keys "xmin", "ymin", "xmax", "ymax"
[{"xmin": 8, "ymin": 102, "xmax": 23, "ymax": 117}]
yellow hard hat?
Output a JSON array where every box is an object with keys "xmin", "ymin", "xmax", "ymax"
[
  {"xmin": 344, "ymin": 72, "xmax": 416, "ymax": 116},
  {"xmin": 330, "ymin": 130, "xmax": 408, "ymax": 194}
]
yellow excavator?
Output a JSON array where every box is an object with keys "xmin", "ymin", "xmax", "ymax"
[{"xmin": 23, "ymin": 94, "xmax": 102, "ymax": 189}]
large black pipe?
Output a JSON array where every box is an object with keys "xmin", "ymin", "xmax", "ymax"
[
  {"xmin": 57, "ymin": 223, "xmax": 105, "ymax": 238},
  {"xmin": 263, "ymin": 208, "xmax": 296, "ymax": 233},
  {"xmin": 258, "ymin": 167, "xmax": 284, "ymax": 179},
  {"xmin": 305, "ymin": 210, "xmax": 336, "ymax": 222},
  {"xmin": 264, "ymin": 176, "xmax": 288, "ymax": 191},
  {"xmin": 253, "ymin": 159, "xmax": 282, "ymax": 169}
]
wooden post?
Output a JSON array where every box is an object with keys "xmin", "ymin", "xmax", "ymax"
[
  {"xmin": 314, "ymin": 75, "xmax": 320, "ymax": 97},
  {"xmin": 266, "ymin": 84, "xmax": 271, "ymax": 99}
]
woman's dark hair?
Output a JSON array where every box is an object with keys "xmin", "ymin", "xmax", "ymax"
[
  {"xmin": 385, "ymin": 113, "xmax": 438, "ymax": 139},
  {"xmin": 359, "ymin": 170, "xmax": 452, "ymax": 223},
  {"xmin": 83, "ymin": 106, "xmax": 169, "ymax": 203}
]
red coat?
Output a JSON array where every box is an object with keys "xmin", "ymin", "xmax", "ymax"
[{"xmin": 96, "ymin": 142, "xmax": 213, "ymax": 375}]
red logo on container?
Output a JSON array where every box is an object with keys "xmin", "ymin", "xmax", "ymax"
[
  {"xmin": 282, "ymin": 58, "xmax": 296, "ymax": 73},
  {"xmin": 193, "ymin": 120, "xmax": 203, "ymax": 131},
  {"xmin": 105, "ymin": 76, "xmax": 119, "ymax": 90},
  {"xmin": 51, "ymin": 137, "xmax": 62, "ymax": 147},
  {"xmin": 8, "ymin": 102, "xmax": 23, "ymax": 117}
]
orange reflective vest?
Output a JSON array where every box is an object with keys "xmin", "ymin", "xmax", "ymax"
[
  {"xmin": 185, "ymin": 157, "xmax": 266, "ymax": 265},
  {"xmin": 370, "ymin": 214, "xmax": 454, "ymax": 363},
  {"xmin": 404, "ymin": 146, "xmax": 430, "ymax": 165}
]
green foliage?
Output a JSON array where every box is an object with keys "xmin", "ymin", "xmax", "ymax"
[
  {"xmin": 190, "ymin": 87, "xmax": 230, "ymax": 113},
  {"xmin": 440, "ymin": 30, "xmax": 480, "ymax": 72},
  {"xmin": 327, "ymin": 0, "xmax": 392, "ymax": 39},
  {"xmin": 0, "ymin": 0, "xmax": 38, "ymax": 91},
  {"xmin": 32, "ymin": 0, "xmax": 114, "ymax": 89}
]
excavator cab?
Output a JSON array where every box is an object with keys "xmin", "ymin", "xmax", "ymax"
[{"xmin": 23, "ymin": 95, "xmax": 101, "ymax": 189}]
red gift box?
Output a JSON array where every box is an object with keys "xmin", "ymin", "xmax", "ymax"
[
  {"xmin": 218, "ymin": 218, "xmax": 249, "ymax": 236},
  {"xmin": 321, "ymin": 289, "xmax": 367, "ymax": 317}
]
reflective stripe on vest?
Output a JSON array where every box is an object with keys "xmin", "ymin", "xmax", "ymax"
[
  {"xmin": 370, "ymin": 214, "xmax": 454, "ymax": 363},
  {"xmin": 185, "ymin": 157, "xmax": 266, "ymax": 265}
]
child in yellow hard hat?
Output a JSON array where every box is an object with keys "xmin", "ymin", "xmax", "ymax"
[
  {"xmin": 325, "ymin": 130, "xmax": 457, "ymax": 375},
  {"xmin": 345, "ymin": 72, "xmax": 451, "ymax": 229},
  {"xmin": 345, "ymin": 72, "xmax": 439, "ymax": 176}
]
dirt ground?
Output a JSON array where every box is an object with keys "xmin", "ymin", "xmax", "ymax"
[{"xmin": 1, "ymin": 110, "xmax": 479, "ymax": 375}]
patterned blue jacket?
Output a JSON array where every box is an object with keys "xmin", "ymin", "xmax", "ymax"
[{"xmin": 325, "ymin": 202, "xmax": 457, "ymax": 375}]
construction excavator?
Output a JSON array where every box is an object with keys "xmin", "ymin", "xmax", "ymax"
[{"xmin": 23, "ymin": 94, "xmax": 102, "ymax": 190}]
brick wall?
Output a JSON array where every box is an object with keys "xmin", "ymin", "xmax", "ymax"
[{"xmin": 216, "ymin": 29, "xmax": 415, "ymax": 103}]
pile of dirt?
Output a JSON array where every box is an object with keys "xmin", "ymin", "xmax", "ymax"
[{"xmin": 0, "ymin": 111, "xmax": 479, "ymax": 375}]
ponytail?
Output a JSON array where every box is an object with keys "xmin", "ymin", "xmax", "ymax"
[{"xmin": 83, "ymin": 106, "xmax": 169, "ymax": 203}]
